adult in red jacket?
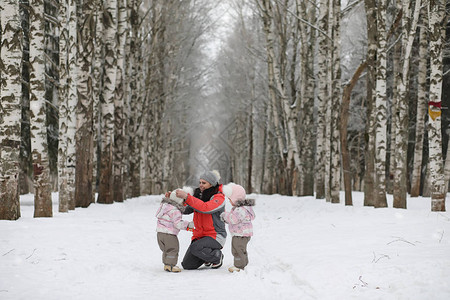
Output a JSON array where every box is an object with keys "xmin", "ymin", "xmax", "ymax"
[{"xmin": 175, "ymin": 170, "xmax": 226, "ymax": 270}]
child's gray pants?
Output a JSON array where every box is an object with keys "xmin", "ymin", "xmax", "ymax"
[
  {"xmin": 232, "ymin": 236, "xmax": 251, "ymax": 269},
  {"xmin": 157, "ymin": 232, "xmax": 179, "ymax": 266}
]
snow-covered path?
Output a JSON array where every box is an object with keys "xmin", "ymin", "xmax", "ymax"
[{"xmin": 1, "ymin": 192, "xmax": 450, "ymax": 299}]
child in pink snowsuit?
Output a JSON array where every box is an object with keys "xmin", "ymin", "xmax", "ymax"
[
  {"xmin": 221, "ymin": 184, "xmax": 255, "ymax": 272},
  {"xmin": 156, "ymin": 188, "xmax": 193, "ymax": 272}
]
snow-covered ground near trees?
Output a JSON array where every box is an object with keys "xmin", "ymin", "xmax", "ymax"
[{"xmin": 1, "ymin": 191, "xmax": 450, "ymax": 300}]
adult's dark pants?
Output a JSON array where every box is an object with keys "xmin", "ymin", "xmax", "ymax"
[{"xmin": 181, "ymin": 236, "xmax": 222, "ymax": 270}]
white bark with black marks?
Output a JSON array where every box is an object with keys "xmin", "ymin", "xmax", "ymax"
[
  {"xmin": 29, "ymin": 0, "xmax": 52, "ymax": 217},
  {"xmin": 0, "ymin": 0, "xmax": 23, "ymax": 220}
]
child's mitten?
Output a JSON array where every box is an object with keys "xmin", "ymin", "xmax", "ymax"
[{"xmin": 186, "ymin": 221, "xmax": 195, "ymax": 232}]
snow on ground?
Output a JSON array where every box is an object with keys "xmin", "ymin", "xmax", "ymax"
[{"xmin": 1, "ymin": 192, "xmax": 450, "ymax": 300}]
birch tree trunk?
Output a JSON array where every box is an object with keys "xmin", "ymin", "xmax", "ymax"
[
  {"xmin": 363, "ymin": 0, "xmax": 376, "ymax": 207},
  {"xmin": 0, "ymin": 0, "xmax": 22, "ymax": 220},
  {"xmin": 262, "ymin": 105, "xmax": 274, "ymax": 194},
  {"xmin": 29, "ymin": 0, "xmax": 52, "ymax": 217},
  {"xmin": 393, "ymin": 0, "xmax": 421, "ymax": 209},
  {"xmin": 248, "ymin": 100, "xmax": 255, "ymax": 193},
  {"xmin": 315, "ymin": 0, "xmax": 329, "ymax": 199},
  {"xmin": 75, "ymin": 0, "xmax": 95, "ymax": 207},
  {"xmin": 128, "ymin": 0, "xmax": 143, "ymax": 197},
  {"xmin": 410, "ymin": 8, "xmax": 429, "ymax": 197},
  {"xmin": 296, "ymin": 0, "xmax": 315, "ymax": 196},
  {"xmin": 58, "ymin": 0, "xmax": 78, "ymax": 211},
  {"xmin": 57, "ymin": 1, "xmax": 69, "ymax": 210},
  {"xmin": 388, "ymin": 23, "xmax": 401, "ymax": 195},
  {"xmin": 98, "ymin": 0, "xmax": 117, "ymax": 204},
  {"xmin": 44, "ymin": 0, "xmax": 60, "ymax": 192},
  {"xmin": 113, "ymin": 0, "xmax": 127, "ymax": 202},
  {"xmin": 92, "ymin": 0, "xmax": 103, "ymax": 198},
  {"xmin": 67, "ymin": 0, "xmax": 78, "ymax": 209},
  {"xmin": 374, "ymin": 0, "xmax": 388, "ymax": 208},
  {"xmin": 329, "ymin": 0, "xmax": 341, "ymax": 203},
  {"xmin": 122, "ymin": 1, "xmax": 132, "ymax": 199},
  {"xmin": 428, "ymin": 0, "xmax": 446, "ymax": 212},
  {"xmin": 19, "ymin": 0, "xmax": 32, "ymax": 195},
  {"xmin": 385, "ymin": 9, "xmax": 404, "ymax": 195}
]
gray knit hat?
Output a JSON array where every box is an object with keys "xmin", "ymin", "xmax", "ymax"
[{"xmin": 200, "ymin": 170, "xmax": 221, "ymax": 186}]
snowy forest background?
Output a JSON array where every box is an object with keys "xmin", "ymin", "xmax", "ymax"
[{"xmin": 1, "ymin": 0, "xmax": 450, "ymax": 220}]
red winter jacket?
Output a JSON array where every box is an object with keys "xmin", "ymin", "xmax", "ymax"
[{"xmin": 184, "ymin": 184, "xmax": 227, "ymax": 247}]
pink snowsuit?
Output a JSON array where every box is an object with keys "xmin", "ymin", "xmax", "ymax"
[
  {"xmin": 156, "ymin": 202, "xmax": 189, "ymax": 235},
  {"xmin": 221, "ymin": 202, "xmax": 255, "ymax": 237},
  {"xmin": 221, "ymin": 198, "xmax": 255, "ymax": 269}
]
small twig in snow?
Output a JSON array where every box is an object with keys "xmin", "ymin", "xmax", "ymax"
[
  {"xmin": 2, "ymin": 249, "xmax": 14, "ymax": 256},
  {"xmin": 353, "ymin": 275, "xmax": 368, "ymax": 289},
  {"xmin": 372, "ymin": 252, "xmax": 390, "ymax": 263},
  {"xmin": 26, "ymin": 248, "xmax": 37, "ymax": 260},
  {"xmin": 54, "ymin": 258, "xmax": 67, "ymax": 261},
  {"xmin": 439, "ymin": 230, "xmax": 444, "ymax": 243},
  {"xmin": 387, "ymin": 237, "xmax": 415, "ymax": 246},
  {"xmin": 359, "ymin": 276, "xmax": 368, "ymax": 287}
]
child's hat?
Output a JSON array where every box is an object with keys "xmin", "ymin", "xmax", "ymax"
[
  {"xmin": 169, "ymin": 186, "xmax": 193, "ymax": 205},
  {"xmin": 228, "ymin": 184, "xmax": 246, "ymax": 205}
]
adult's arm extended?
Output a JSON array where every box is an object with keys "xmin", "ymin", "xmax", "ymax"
[{"xmin": 185, "ymin": 194, "xmax": 225, "ymax": 214}]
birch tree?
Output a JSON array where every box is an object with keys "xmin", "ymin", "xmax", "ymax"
[
  {"xmin": 0, "ymin": 0, "xmax": 22, "ymax": 220},
  {"xmin": 427, "ymin": 0, "xmax": 446, "ymax": 212},
  {"xmin": 128, "ymin": 0, "xmax": 143, "ymax": 197},
  {"xmin": 388, "ymin": 5, "xmax": 402, "ymax": 196},
  {"xmin": 98, "ymin": 0, "xmax": 117, "ymax": 204},
  {"xmin": 58, "ymin": 0, "xmax": 70, "ymax": 212},
  {"xmin": 43, "ymin": 0, "xmax": 60, "ymax": 192},
  {"xmin": 113, "ymin": 0, "xmax": 128, "ymax": 202},
  {"xmin": 374, "ymin": 0, "xmax": 388, "ymax": 208},
  {"xmin": 315, "ymin": 0, "xmax": 329, "ymax": 199},
  {"xmin": 29, "ymin": 0, "xmax": 52, "ymax": 217},
  {"xmin": 363, "ymin": 0, "xmax": 376, "ymax": 207},
  {"xmin": 393, "ymin": 0, "xmax": 421, "ymax": 209},
  {"xmin": 19, "ymin": 0, "xmax": 32, "ymax": 195},
  {"xmin": 328, "ymin": 0, "xmax": 341, "ymax": 203},
  {"xmin": 296, "ymin": 0, "xmax": 316, "ymax": 196},
  {"xmin": 410, "ymin": 8, "xmax": 429, "ymax": 197},
  {"xmin": 58, "ymin": 0, "xmax": 77, "ymax": 212},
  {"xmin": 92, "ymin": 0, "xmax": 103, "ymax": 198},
  {"xmin": 75, "ymin": 0, "xmax": 96, "ymax": 207}
]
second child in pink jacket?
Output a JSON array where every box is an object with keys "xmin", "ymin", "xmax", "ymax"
[{"xmin": 221, "ymin": 184, "xmax": 255, "ymax": 272}]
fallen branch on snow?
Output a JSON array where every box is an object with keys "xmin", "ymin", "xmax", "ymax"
[
  {"xmin": 353, "ymin": 275, "xmax": 368, "ymax": 289},
  {"xmin": 387, "ymin": 237, "xmax": 415, "ymax": 246},
  {"xmin": 26, "ymin": 248, "xmax": 37, "ymax": 260},
  {"xmin": 439, "ymin": 230, "xmax": 444, "ymax": 243},
  {"xmin": 2, "ymin": 249, "xmax": 14, "ymax": 256},
  {"xmin": 372, "ymin": 252, "xmax": 390, "ymax": 263}
]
